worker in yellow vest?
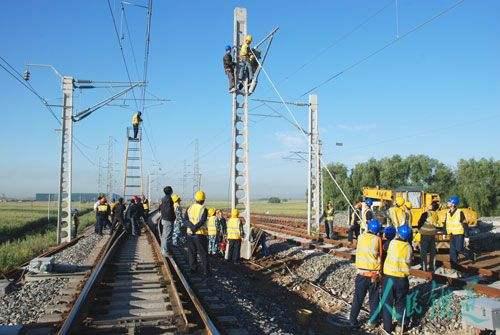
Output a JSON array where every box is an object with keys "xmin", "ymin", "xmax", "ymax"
[
  {"xmin": 131, "ymin": 111, "xmax": 142, "ymax": 139},
  {"xmin": 183, "ymin": 191, "xmax": 209, "ymax": 275},
  {"xmin": 417, "ymin": 201, "xmax": 439, "ymax": 272},
  {"xmin": 226, "ymin": 208, "xmax": 244, "ymax": 263},
  {"xmin": 323, "ymin": 201, "xmax": 335, "ymax": 239},
  {"xmin": 388, "ymin": 196, "xmax": 406, "ymax": 228},
  {"xmin": 381, "ymin": 224, "xmax": 412, "ymax": 333},
  {"xmin": 239, "ymin": 35, "xmax": 254, "ymax": 85},
  {"xmin": 444, "ymin": 195, "xmax": 475, "ymax": 270},
  {"xmin": 142, "ymin": 195, "xmax": 150, "ymax": 220},
  {"xmin": 349, "ymin": 219, "xmax": 382, "ymax": 329},
  {"xmin": 207, "ymin": 208, "xmax": 219, "ymax": 255},
  {"xmin": 96, "ymin": 197, "xmax": 111, "ymax": 236},
  {"xmin": 360, "ymin": 198, "xmax": 374, "ymax": 234}
]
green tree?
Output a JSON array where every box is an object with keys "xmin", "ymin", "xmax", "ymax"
[
  {"xmin": 350, "ymin": 158, "xmax": 381, "ymax": 194},
  {"xmin": 456, "ymin": 158, "xmax": 499, "ymax": 216},
  {"xmin": 379, "ymin": 155, "xmax": 409, "ymax": 188},
  {"xmin": 322, "ymin": 163, "xmax": 353, "ymax": 210}
]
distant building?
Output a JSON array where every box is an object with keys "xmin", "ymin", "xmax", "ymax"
[{"xmin": 35, "ymin": 193, "xmax": 121, "ymax": 202}]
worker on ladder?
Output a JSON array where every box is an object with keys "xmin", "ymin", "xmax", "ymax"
[
  {"xmin": 184, "ymin": 191, "xmax": 210, "ymax": 276},
  {"xmin": 131, "ymin": 111, "xmax": 142, "ymax": 139},
  {"xmin": 350, "ymin": 219, "xmax": 382, "ymax": 330},
  {"xmin": 388, "ymin": 196, "xmax": 406, "ymax": 228},
  {"xmin": 223, "ymin": 45, "xmax": 237, "ymax": 93},
  {"xmin": 238, "ymin": 34, "xmax": 254, "ymax": 88}
]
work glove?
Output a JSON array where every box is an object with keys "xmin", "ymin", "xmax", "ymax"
[{"xmin": 464, "ymin": 237, "xmax": 470, "ymax": 248}]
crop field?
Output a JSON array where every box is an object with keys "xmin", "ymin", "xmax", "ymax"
[
  {"xmin": 0, "ymin": 201, "xmax": 94, "ymax": 273},
  {"xmin": 204, "ymin": 200, "xmax": 307, "ymax": 217}
]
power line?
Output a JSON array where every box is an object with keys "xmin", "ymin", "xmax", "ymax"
[
  {"xmin": 106, "ymin": 0, "xmax": 139, "ymax": 110},
  {"xmin": 0, "ymin": 56, "xmax": 96, "ymax": 166},
  {"xmin": 300, "ymin": 0, "xmax": 466, "ymax": 97}
]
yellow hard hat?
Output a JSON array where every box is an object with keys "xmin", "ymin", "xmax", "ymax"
[
  {"xmin": 245, "ymin": 35, "xmax": 253, "ymax": 43},
  {"xmin": 395, "ymin": 196, "xmax": 405, "ymax": 207},
  {"xmin": 231, "ymin": 208, "xmax": 239, "ymax": 218},
  {"xmin": 405, "ymin": 201, "xmax": 412, "ymax": 209},
  {"xmin": 194, "ymin": 190, "xmax": 206, "ymax": 202},
  {"xmin": 208, "ymin": 208, "xmax": 216, "ymax": 216},
  {"xmin": 171, "ymin": 194, "xmax": 180, "ymax": 203}
]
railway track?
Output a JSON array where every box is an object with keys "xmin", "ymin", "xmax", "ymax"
[
  {"xmin": 252, "ymin": 213, "xmax": 500, "ymax": 298},
  {"xmin": 54, "ymin": 215, "xmax": 217, "ymax": 334}
]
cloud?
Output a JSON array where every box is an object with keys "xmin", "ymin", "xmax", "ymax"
[
  {"xmin": 275, "ymin": 131, "xmax": 306, "ymax": 148},
  {"xmin": 336, "ymin": 123, "xmax": 377, "ymax": 131}
]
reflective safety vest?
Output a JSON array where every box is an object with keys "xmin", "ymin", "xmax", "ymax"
[
  {"xmin": 383, "ymin": 239, "xmax": 412, "ymax": 278},
  {"xmin": 446, "ymin": 209, "xmax": 464, "ymax": 235},
  {"xmin": 227, "ymin": 218, "xmax": 241, "ymax": 240},
  {"xmin": 326, "ymin": 208, "xmax": 334, "ymax": 222},
  {"xmin": 355, "ymin": 233, "xmax": 382, "ymax": 271},
  {"xmin": 187, "ymin": 203, "xmax": 207, "ymax": 235},
  {"xmin": 360, "ymin": 208, "xmax": 372, "ymax": 231},
  {"xmin": 239, "ymin": 43, "xmax": 250, "ymax": 60},
  {"xmin": 143, "ymin": 200, "xmax": 149, "ymax": 211},
  {"xmin": 420, "ymin": 210, "xmax": 438, "ymax": 236},
  {"xmin": 389, "ymin": 206, "xmax": 406, "ymax": 228},
  {"xmin": 96, "ymin": 204, "xmax": 109, "ymax": 218},
  {"xmin": 207, "ymin": 216, "xmax": 217, "ymax": 236},
  {"xmin": 132, "ymin": 113, "xmax": 141, "ymax": 125},
  {"xmin": 110, "ymin": 202, "xmax": 117, "ymax": 212}
]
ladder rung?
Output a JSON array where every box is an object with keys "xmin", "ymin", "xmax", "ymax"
[
  {"xmin": 127, "ymin": 167, "xmax": 140, "ymax": 169},
  {"xmin": 127, "ymin": 157, "xmax": 140, "ymax": 160},
  {"xmin": 126, "ymin": 176, "xmax": 141, "ymax": 178},
  {"xmin": 128, "ymin": 148, "xmax": 140, "ymax": 151},
  {"xmin": 125, "ymin": 185, "xmax": 141, "ymax": 188}
]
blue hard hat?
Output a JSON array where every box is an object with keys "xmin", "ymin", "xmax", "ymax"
[
  {"xmin": 397, "ymin": 225, "xmax": 412, "ymax": 241},
  {"xmin": 384, "ymin": 226, "xmax": 396, "ymax": 240},
  {"xmin": 225, "ymin": 45, "xmax": 231, "ymax": 51},
  {"xmin": 367, "ymin": 219, "xmax": 381, "ymax": 234},
  {"xmin": 448, "ymin": 195, "xmax": 460, "ymax": 206},
  {"xmin": 365, "ymin": 198, "xmax": 373, "ymax": 207}
]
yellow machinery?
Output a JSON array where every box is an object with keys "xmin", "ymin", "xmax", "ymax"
[{"xmin": 362, "ymin": 187, "xmax": 479, "ymax": 249}]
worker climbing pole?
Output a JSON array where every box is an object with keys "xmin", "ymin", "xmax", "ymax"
[{"xmin": 229, "ymin": 7, "xmax": 278, "ymax": 259}]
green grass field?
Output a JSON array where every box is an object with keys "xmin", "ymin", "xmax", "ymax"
[
  {"xmin": 204, "ymin": 200, "xmax": 307, "ymax": 217},
  {"xmin": 0, "ymin": 201, "xmax": 94, "ymax": 273}
]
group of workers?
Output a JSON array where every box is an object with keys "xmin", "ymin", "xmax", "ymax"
[
  {"xmin": 158, "ymin": 186, "xmax": 248, "ymax": 276},
  {"xmin": 94, "ymin": 194, "xmax": 149, "ymax": 236},
  {"xmin": 346, "ymin": 194, "xmax": 475, "ymax": 332},
  {"xmin": 223, "ymin": 34, "xmax": 261, "ymax": 93}
]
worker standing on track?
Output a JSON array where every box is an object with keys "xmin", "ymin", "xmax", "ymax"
[
  {"xmin": 444, "ymin": 195, "xmax": 475, "ymax": 271},
  {"xmin": 382, "ymin": 226, "xmax": 396, "ymax": 265},
  {"xmin": 381, "ymin": 224, "xmax": 412, "ymax": 333},
  {"xmin": 130, "ymin": 195, "xmax": 145, "ymax": 236},
  {"xmin": 404, "ymin": 201, "xmax": 413, "ymax": 226},
  {"xmin": 207, "ymin": 208, "xmax": 218, "ymax": 255},
  {"xmin": 159, "ymin": 186, "xmax": 176, "ymax": 256},
  {"xmin": 388, "ymin": 196, "xmax": 406, "ymax": 228},
  {"xmin": 131, "ymin": 111, "xmax": 142, "ymax": 139},
  {"xmin": 142, "ymin": 195, "xmax": 150, "ymax": 221},
  {"xmin": 184, "ymin": 191, "xmax": 209, "ymax": 276},
  {"xmin": 417, "ymin": 202, "xmax": 439, "ymax": 272},
  {"xmin": 323, "ymin": 201, "xmax": 335, "ymax": 239},
  {"xmin": 239, "ymin": 35, "xmax": 254, "ymax": 86},
  {"xmin": 360, "ymin": 198, "xmax": 374, "ymax": 234},
  {"xmin": 96, "ymin": 197, "xmax": 111, "ymax": 236},
  {"xmin": 216, "ymin": 209, "xmax": 227, "ymax": 256},
  {"xmin": 348, "ymin": 199, "xmax": 362, "ymax": 243},
  {"xmin": 223, "ymin": 45, "xmax": 237, "ymax": 93},
  {"xmin": 171, "ymin": 194, "xmax": 185, "ymax": 247},
  {"xmin": 349, "ymin": 219, "xmax": 383, "ymax": 330},
  {"xmin": 112, "ymin": 197, "xmax": 126, "ymax": 231},
  {"xmin": 226, "ymin": 208, "xmax": 244, "ymax": 264},
  {"xmin": 94, "ymin": 195, "xmax": 103, "ymax": 234}
]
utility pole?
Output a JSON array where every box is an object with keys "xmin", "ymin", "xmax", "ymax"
[
  {"xmin": 192, "ymin": 139, "xmax": 200, "ymax": 194},
  {"xmin": 307, "ymin": 94, "xmax": 321, "ymax": 237},
  {"xmin": 182, "ymin": 159, "xmax": 187, "ymax": 200},
  {"xmin": 24, "ymin": 64, "xmax": 141, "ymax": 244},
  {"xmin": 97, "ymin": 155, "xmax": 102, "ymax": 194},
  {"xmin": 106, "ymin": 136, "xmax": 114, "ymax": 199}
]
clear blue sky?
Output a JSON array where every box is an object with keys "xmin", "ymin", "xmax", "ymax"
[{"xmin": 1, "ymin": 0, "xmax": 498, "ymax": 200}]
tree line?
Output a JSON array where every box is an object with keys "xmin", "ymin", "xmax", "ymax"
[{"xmin": 322, "ymin": 155, "xmax": 499, "ymax": 216}]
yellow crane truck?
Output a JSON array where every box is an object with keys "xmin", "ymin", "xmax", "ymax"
[{"xmin": 362, "ymin": 187, "xmax": 479, "ymax": 250}]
